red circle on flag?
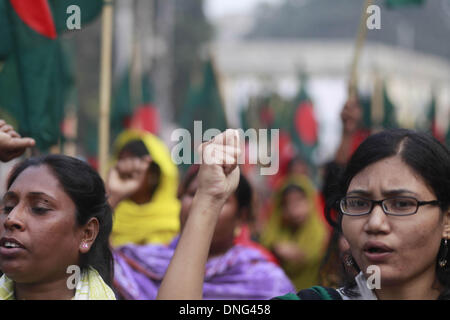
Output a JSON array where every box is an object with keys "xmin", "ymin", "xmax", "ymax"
[{"xmin": 10, "ymin": 0, "xmax": 57, "ymax": 39}]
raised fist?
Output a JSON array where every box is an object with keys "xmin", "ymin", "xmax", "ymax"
[
  {"xmin": 196, "ymin": 129, "xmax": 241, "ymax": 204},
  {"xmin": 106, "ymin": 155, "xmax": 151, "ymax": 206}
]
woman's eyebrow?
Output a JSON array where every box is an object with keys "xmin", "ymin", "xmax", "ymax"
[
  {"xmin": 346, "ymin": 189, "xmax": 371, "ymax": 196},
  {"xmin": 27, "ymin": 192, "xmax": 57, "ymax": 202},
  {"xmin": 381, "ymin": 189, "xmax": 418, "ymax": 197},
  {"xmin": 346, "ymin": 189, "xmax": 418, "ymax": 197},
  {"xmin": 2, "ymin": 191, "xmax": 17, "ymax": 202}
]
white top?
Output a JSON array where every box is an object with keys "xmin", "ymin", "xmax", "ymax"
[{"xmin": 337, "ymin": 272, "xmax": 378, "ymax": 300}]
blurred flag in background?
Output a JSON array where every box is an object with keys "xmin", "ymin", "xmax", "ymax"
[{"xmin": 0, "ymin": 0, "xmax": 102, "ymax": 151}]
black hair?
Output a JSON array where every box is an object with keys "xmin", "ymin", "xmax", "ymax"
[
  {"xmin": 119, "ymin": 140, "xmax": 149, "ymax": 158},
  {"xmin": 234, "ymin": 172, "xmax": 253, "ymax": 221},
  {"xmin": 324, "ymin": 129, "xmax": 450, "ymax": 299},
  {"xmin": 6, "ymin": 154, "xmax": 114, "ymax": 286},
  {"xmin": 280, "ymin": 184, "xmax": 306, "ymax": 206}
]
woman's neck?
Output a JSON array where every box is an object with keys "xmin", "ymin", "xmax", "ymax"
[
  {"xmin": 374, "ymin": 267, "xmax": 442, "ymax": 300},
  {"xmin": 208, "ymin": 240, "xmax": 234, "ymax": 260},
  {"xmin": 130, "ymin": 187, "xmax": 155, "ymax": 205},
  {"xmin": 14, "ymin": 277, "xmax": 75, "ymax": 300}
]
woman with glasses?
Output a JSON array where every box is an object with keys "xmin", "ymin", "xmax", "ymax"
[
  {"xmin": 327, "ymin": 128, "xmax": 450, "ymax": 299},
  {"xmin": 157, "ymin": 128, "xmax": 450, "ymax": 300}
]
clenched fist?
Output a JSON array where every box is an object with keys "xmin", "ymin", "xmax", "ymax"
[
  {"xmin": 106, "ymin": 155, "xmax": 152, "ymax": 208},
  {"xmin": 196, "ymin": 129, "xmax": 241, "ymax": 204}
]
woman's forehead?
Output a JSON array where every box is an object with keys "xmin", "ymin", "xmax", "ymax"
[
  {"xmin": 348, "ymin": 156, "xmax": 434, "ymax": 197},
  {"xmin": 8, "ymin": 165, "xmax": 63, "ymax": 199}
]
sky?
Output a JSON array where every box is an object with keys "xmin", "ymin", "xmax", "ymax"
[{"xmin": 204, "ymin": 0, "xmax": 282, "ymax": 20}]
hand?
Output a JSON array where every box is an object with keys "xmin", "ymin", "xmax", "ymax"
[
  {"xmin": 106, "ymin": 155, "xmax": 151, "ymax": 207},
  {"xmin": 0, "ymin": 120, "xmax": 35, "ymax": 162},
  {"xmin": 196, "ymin": 129, "xmax": 241, "ymax": 205},
  {"xmin": 273, "ymin": 242, "xmax": 305, "ymax": 264},
  {"xmin": 157, "ymin": 129, "xmax": 242, "ymax": 300}
]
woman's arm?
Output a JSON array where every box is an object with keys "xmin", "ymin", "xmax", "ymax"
[{"xmin": 157, "ymin": 129, "xmax": 241, "ymax": 300}]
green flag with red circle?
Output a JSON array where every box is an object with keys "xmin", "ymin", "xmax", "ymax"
[
  {"xmin": 0, "ymin": 0, "xmax": 102, "ymax": 151},
  {"xmin": 289, "ymin": 79, "xmax": 318, "ymax": 166}
]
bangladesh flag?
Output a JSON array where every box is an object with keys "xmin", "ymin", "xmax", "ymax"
[
  {"xmin": 381, "ymin": 85, "xmax": 398, "ymax": 129},
  {"xmin": 289, "ymin": 80, "xmax": 318, "ymax": 166},
  {"xmin": 178, "ymin": 59, "xmax": 228, "ymax": 133},
  {"xmin": 177, "ymin": 59, "xmax": 228, "ymax": 170},
  {"xmin": 385, "ymin": 0, "xmax": 425, "ymax": 8},
  {"xmin": 359, "ymin": 95, "xmax": 372, "ymax": 130},
  {"xmin": 0, "ymin": 0, "xmax": 12, "ymax": 60},
  {"xmin": 110, "ymin": 70, "xmax": 155, "ymax": 142},
  {"xmin": 426, "ymin": 95, "xmax": 445, "ymax": 142},
  {"xmin": 0, "ymin": 0, "xmax": 102, "ymax": 151}
]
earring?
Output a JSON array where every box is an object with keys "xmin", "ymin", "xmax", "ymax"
[
  {"xmin": 81, "ymin": 242, "xmax": 89, "ymax": 250},
  {"xmin": 344, "ymin": 255, "xmax": 354, "ymax": 267},
  {"xmin": 439, "ymin": 239, "xmax": 448, "ymax": 268}
]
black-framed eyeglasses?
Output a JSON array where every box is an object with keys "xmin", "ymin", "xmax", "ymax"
[{"xmin": 339, "ymin": 196, "xmax": 441, "ymax": 216}]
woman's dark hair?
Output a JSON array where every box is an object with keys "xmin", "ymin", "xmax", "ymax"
[
  {"xmin": 119, "ymin": 139, "xmax": 149, "ymax": 158},
  {"xmin": 6, "ymin": 154, "xmax": 114, "ymax": 286},
  {"xmin": 280, "ymin": 184, "xmax": 306, "ymax": 206},
  {"xmin": 179, "ymin": 165, "xmax": 253, "ymax": 221},
  {"xmin": 325, "ymin": 129, "xmax": 450, "ymax": 299}
]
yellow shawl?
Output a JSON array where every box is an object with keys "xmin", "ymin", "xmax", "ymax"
[
  {"xmin": 260, "ymin": 174, "xmax": 328, "ymax": 290},
  {"xmin": 110, "ymin": 129, "xmax": 181, "ymax": 247},
  {"xmin": 0, "ymin": 267, "xmax": 116, "ymax": 300}
]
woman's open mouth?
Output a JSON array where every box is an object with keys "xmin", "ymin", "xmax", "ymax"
[
  {"xmin": 363, "ymin": 241, "xmax": 393, "ymax": 262},
  {"xmin": 0, "ymin": 237, "xmax": 26, "ymax": 258}
]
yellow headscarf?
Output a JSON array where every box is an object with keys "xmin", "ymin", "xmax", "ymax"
[
  {"xmin": 260, "ymin": 174, "xmax": 328, "ymax": 290},
  {"xmin": 110, "ymin": 129, "xmax": 181, "ymax": 247},
  {"xmin": 0, "ymin": 267, "xmax": 116, "ymax": 300}
]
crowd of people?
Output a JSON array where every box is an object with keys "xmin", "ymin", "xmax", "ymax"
[{"xmin": 0, "ymin": 98, "xmax": 449, "ymax": 300}]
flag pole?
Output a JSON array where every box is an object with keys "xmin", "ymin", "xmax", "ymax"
[
  {"xmin": 98, "ymin": 0, "xmax": 114, "ymax": 179},
  {"xmin": 348, "ymin": 0, "xmax": 373, "ymax": 98}
]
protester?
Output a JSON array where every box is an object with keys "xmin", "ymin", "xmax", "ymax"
[
  {"xmin": 107, "ymin": 129, "xmax": 180, "ymax": 247},
  {"xmin": 334, "ymin": 95, "xmax": 370, "ymax": 166},
  {"xmin": 157, "ymin": 128, "xmax": 450, "ymax": 300},
  {"xmin": 318, "ymin": 96, "xmax": 369, "ymax": 288},
  {"xmin": 0, "ymin": 119, "xmax": 35, "ymax": 280},
  {"xmin": 114, "ymin": 164, "xmax": 295, "ymax": 299},
  {"xmin": 0, "ymin": 154, "xmax": 116, "ymax": 300},
  {"xmin": 260, "ymin": 175, "xmax": 328, "ymax": 290}
]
